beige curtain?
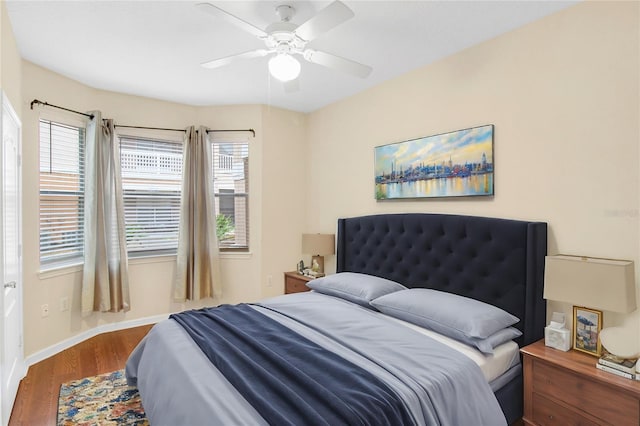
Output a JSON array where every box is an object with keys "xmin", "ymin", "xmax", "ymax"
[
  {"xmin": 174, "ymin": 126, "xmax": 221, "ymax": 302},
  {"xmin": 81, "ymin": 113, "xmax": 130, "ymax": 314}
]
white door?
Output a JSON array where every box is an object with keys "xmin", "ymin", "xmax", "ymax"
[{"xmin": 0, "ymin": 93, "xmax": 25, "ymax": 426}]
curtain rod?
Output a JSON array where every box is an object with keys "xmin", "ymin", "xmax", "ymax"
[
  {"xmin": 31, "ymin": 99, "xmax": 256, "ymax": 137},
  {"xmin": 115, "ymin": 125, "xmax": 185, "ymax": 132},
  {"xmin": 30, "ymin": 99, "xmax": 95, "ymax": 120},
  {"xmin": 116, "ymin": 126, "xmax": 256, "ymax": 137},
  {"xmin": 207, "ymin": 129, "xmax": 255, "ymax": 137}
]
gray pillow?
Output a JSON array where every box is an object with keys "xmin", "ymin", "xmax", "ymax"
[
  {"xmin": 464, "ymin": 327, "xmax": 522, "ymax": 354},
  {"xmin": 370, "ymin": 288, "xmax": 519, "ymax": 339},
  {"xmin": 306, "ymin": 272, "xmax": 406, "ymax": 308}
]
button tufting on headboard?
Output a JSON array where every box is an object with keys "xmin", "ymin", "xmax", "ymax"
[{"xmin": 336, "ymin": 213, "xmax": 547, "ymax": 347}]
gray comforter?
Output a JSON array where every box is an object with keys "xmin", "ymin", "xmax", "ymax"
[{"xmin": 126, "ymin": 292, "xmax": 507, "ymax": 425}]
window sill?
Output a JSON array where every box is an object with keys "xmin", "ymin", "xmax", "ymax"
[
  {"xmin": 39, "ymin": 263, "xmax": 83, "ymax": 280},
  {"xmin": 39, "ymin": 251, "xmax": 253, "ymax": 279},
  {"xmin": 129, "ymin": 254, "xmax": 176, "ymax": 265},
  {"xmin": 128, "ymin": 251, "xmax": 252, "ymax": 263},
  {"xmin": 220, "ymin": 251, "xmax": 252, "ymax": 260}
]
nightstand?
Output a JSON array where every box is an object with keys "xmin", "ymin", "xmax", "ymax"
[
  {"xmin": 284, "ymin": 271, "xmax": 314, "ymax": 294},
  {"xmin": 521, "ymin": 339, "xmax": 640, "ymax": 426}
]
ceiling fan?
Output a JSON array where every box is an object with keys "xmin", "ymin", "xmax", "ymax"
[{"xmin": 196, "ymin": 1, "xmax": 372, "ymax": 83}]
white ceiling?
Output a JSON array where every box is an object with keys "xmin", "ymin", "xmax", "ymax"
[{"xmin": 6, "ymin": 0, "xmax": 578, "ymax": 113}]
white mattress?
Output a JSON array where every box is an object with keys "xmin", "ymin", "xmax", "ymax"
[{"xmin": 381, "ymin": 314, "xmax": 520, "ymax": 384}]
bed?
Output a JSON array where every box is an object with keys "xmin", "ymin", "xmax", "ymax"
[{"xmin": 126, "ymin": 213, "xmax": 547, "ymax": 425}]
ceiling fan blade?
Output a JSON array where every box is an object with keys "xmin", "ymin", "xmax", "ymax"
[
  {"xmin": 283, "ymin": 79, "xmax": 300, "ymax": 93},
  {"xmin": 294, "ymin": 1, "xmax": 354, "ymax": 42},
  {"xmin": 196, "ymin": 2, "xmax": 267, "ymax": 38},
  {"xmin": 303, "ymin": 49, "xmax": 372, "ymax": 78},
  {"xmin": 201, "ymin": 49, "xmax": 269, "ymax": 69}
]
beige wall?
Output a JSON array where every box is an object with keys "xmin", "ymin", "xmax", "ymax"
[
  {"xmin": 21, "ymin": 62, "xmax": 307, "ymax": 356},
  {"xmin": 259, "ymin": 105, "xmax": 308, "ymax": 298},
  {"xmin": 1, "ymin": 0, "xmax": 22, "ymax": 114},
  {"xmin": 306, "ymin": 1, "xmax": 640, "ymax": 333}
]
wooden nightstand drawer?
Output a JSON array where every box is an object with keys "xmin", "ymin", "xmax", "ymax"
[
  {"xmin": 284, "ymin": 271, "xmax": 313, "ymax": 294},
  {"xmin": 523, "ymin": 340, "xmax": 640, "ymax": 426},
  {"xmin": 531, "ymin": 393, "xmax": 598, "ymax": 426},
  {"xmin": 286, "ymin": 279, "xmax": 309, "ymax": 294},
  {"xmin": 533, "ymin": 361, "xmax": 639, "ymax": 425}
]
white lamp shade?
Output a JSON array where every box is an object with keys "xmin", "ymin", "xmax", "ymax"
[
  {"xmin": 544, "ymin": 255, "xmax": 636, "ymax": 313},
  {"xmin": 268, "ymin": 54, "xmax": 301, "ymax": 82}
]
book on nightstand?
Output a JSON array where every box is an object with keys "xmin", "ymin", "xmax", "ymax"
[
  {"xmin": 596, "ymin": 363, "xmax": 635, "ymax": 379},
  {"xmin": 597, "ymin": 351, "xmax": 637, "ymax": 379}
]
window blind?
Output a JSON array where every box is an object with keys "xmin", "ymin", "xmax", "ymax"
[
  {"xmin": 39, "ymin": 119, "xmax": 86, "ymax": 267},
  {"xmin": 120, "ymin": 136, "xmax": 183, "ymax": 255}
]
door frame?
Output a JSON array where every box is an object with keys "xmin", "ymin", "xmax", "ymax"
[{"xmin": 0, "ymin": 91, "xmax": 26, "ymax": 426}]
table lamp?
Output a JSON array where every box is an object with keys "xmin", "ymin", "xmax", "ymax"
[
  {"xmin": 544, "ymin": 255, "xmax": 636, "ymax": 357},
  {"xmin": 302, "ymin": 233, "xmax": 335, "ymax": 274}
]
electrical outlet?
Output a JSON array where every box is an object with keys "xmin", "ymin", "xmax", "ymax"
[
  {"xmin": 41, "ymin": 304, "xmax": 49, "ymax": 317},
  {"xmin": 60, "ymin": 297, "xmax": 69, "ymax": 312},
  {"xmin": 267, "ymin": 275, "xmax": 273, "ymax": 287}
]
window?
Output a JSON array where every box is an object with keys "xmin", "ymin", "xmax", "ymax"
[
  {"xmin": 39, "ymin": 122, "xmax": 248, "ymax": 264},
  {"xmin": 119, "ymin": 136, "xmax": 183, "ymax": 256},
  {"xmin": 39, "ymin": 119, "xmax": 86, "ymax": 268},
  {"xmin": 211, "ymin": 138, "xmax": 249, "ymax": 250}
]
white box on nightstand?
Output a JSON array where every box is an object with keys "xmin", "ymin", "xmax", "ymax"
[{"xmin": 544, "ymin": 325, "xmax": 571, "ymax": 351}]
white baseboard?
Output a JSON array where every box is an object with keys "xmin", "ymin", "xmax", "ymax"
[{"xmin": 24, "ymin": 314, "xmax": 168, "ymax": 368}]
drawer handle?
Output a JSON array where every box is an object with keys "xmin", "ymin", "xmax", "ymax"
[{"xmin": 548, "ymin": 415, "xmax": 554, "ymax": 420}]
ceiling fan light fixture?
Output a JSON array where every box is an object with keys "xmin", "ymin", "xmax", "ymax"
[{"xmin": 268, "ymin": 53, "xmax": 301, "ymax": 82}]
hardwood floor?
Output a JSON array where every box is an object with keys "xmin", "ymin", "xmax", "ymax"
[{"xmin": 9, "ymin": 324, "xmax": 153, "ymax": 426}]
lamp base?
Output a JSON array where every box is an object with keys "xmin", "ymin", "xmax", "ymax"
[
  {"xmin": 311, "ymin": 255, "xmax": 325, "ymax": 274},
  {"xmin": 600, "ymin": 326, "xmax": 640, "ymax": 359}
]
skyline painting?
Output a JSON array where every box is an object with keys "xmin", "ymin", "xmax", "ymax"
[{"xmin": 375, "ymin": 124, "xmax": 494, "ymax": 200}]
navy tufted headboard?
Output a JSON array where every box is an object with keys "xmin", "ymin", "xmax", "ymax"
[{"xmin": 336, "ymin": 213, "xmax": 547, "ymax": 347}]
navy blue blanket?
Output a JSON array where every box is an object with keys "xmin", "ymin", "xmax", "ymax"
[{"xmin": 170, "ymin": 304, "xmax": 413, "ymax": 426}]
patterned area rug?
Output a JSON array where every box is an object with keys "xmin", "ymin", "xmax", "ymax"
[{"xmin": 57, "ymin": 369, "xmax": 148, "ymax": 425}]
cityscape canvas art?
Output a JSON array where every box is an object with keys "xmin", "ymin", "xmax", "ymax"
[{"xmin": 375, "ymin": 125, "xmax": 494, "ymax": 200}]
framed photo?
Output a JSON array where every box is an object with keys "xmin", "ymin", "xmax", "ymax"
[
  {"xmin": 374, "ymin": 124, "xmax": 494, "ymax": 200},
  {"xmin": 573, "ymin": 306, "xmax": 603, "ymax": 356}
]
